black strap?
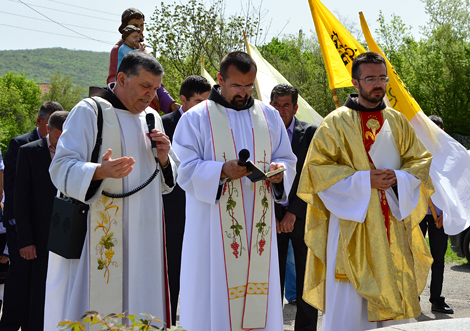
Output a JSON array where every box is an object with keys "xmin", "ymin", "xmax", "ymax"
[
  {"xmin": 102, "ymin": 159, "xmax": 160, "ymax": 199},
  {"xmin": 90, "ymin": 97, "xmax": 103, "ymax": 164},
  {"xmin": 89, "ymin": 98, "xmax": 161, "ymax": 199}
]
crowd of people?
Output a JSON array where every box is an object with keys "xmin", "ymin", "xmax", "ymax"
[{"xmin": 0, "ymin": 6, "xmax": 461, "ymax": 331}]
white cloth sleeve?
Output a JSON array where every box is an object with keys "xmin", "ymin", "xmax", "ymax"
[
  {"xmin": 172, "ymin": 113, "xmax": 226, "ymax": 205},
  {"xmin": 318, "ymin": 171, "xmax": 371, "ymax": 223},
  {"xmin": 385, "ymin": 170, "xmax": 421, "ymax": 220}
]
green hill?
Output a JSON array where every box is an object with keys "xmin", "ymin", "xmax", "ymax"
[{"xmin": 0, "ymin": 48, "xmax": 110, "ymax": 87}]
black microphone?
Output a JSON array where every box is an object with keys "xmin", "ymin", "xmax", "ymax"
[
  {"xmin": 146, "ymin": 113, "xmax": 157, "ymax": 149},
  {"xmin": 238, "ymin": 149, "xmax": 250, "ymax": 166}
]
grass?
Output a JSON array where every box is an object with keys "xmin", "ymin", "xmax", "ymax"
[{"xmin": 425, "ymin": 237, "xmax": 469, "ymax": 265}]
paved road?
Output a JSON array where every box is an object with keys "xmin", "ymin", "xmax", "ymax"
[{"xmin": 282, "ymin": 263, "xmax": 470, "ymax": 330}]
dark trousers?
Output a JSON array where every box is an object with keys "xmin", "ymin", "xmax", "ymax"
[
  {"xmin": 277, "ymin": 208, "xmax": 318, "ymax": 331},
  {"xmin": 420, "ymin": 214, "xmax": 448, "ymax": 303},
  {"xmin": 165, "ymin": 232, "xmax": 184, "ymax": 325},
  {"xmin": 0, "ymin": 225, "xmax": 48, "ymax": 331}
]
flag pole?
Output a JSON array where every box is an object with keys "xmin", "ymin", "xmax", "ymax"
[
  {"xmin": 201, "ymin": 54, "xmax": 205, "ymax": 76},
  {"xmin": 332, "ymin": 88, "xmax": 340, "ymax": 108},
  {"xmin": 243, "ymin": 30, "xmax": 263, "ymax": 101}
]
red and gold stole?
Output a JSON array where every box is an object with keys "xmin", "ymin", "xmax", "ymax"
[{"xmin": 359, "ymin": 110, "xmax": 391, "ymax": 243}]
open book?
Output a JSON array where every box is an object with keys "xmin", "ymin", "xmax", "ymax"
[{"xmin": 245, "ymin": 161, "xmax": 286, "ymax": 182}]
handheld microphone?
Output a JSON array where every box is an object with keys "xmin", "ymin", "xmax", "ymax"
[
  {"xmin": 145, "ymin": 113, "xmax": 157, "ymax": 149},
  {"xmin": 238, "ymin": 149, "xmax": 250, "ymax": 166}
]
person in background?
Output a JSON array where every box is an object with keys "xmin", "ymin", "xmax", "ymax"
[
  {"xmin": 161, "ymin": 75, "xmax": 211, "ymax": 324},
  {"xmin": 14, "ymin": 111, "xmax": 69, "ymax": 330},
  {"xmin": 0, "ymin": 149, "xmax": 3, "ymax": 203},
  {"xmin": 0, "ymin": 149, "xmax": 8, "ymax": 312},
  {"xmin": 284, "ymin": 241, "xmax": 296, "ymax": 305},
  {"xmin": 419, "ymin": 114, "xmax": 454, "ymax": 314},
  {"xmin": 270, "ymin": 83, "xmax": 318, "ymax": 331},
  {"xmin": 117, "ymin": 25, "xmax": 145, "ymax": 69},
  {"xmin": 107, "ymin": 7, "xmax": 178, "ymax": 114},
  {"xmin": 0, "ymin": 101, "xmax": 63, "ymax": 331}
]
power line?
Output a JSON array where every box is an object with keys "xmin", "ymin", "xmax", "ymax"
[
  {"xmin": 0, "ymin": 23, "xmax": 114, "ymax": 44},
  {"xmin": 8, "ymin": 0, "xmax": 117, "ymax": 22},
  {"xmin": 0, "ymin": 10, "xmax": 116, "ymax": 34},
  {"xmin": 47, "ymin": 0, "xmax": 120, "ymax": 17},
  {"xmin": 15, "ymin": 0, "xmax": 114, "ymax": 45}
]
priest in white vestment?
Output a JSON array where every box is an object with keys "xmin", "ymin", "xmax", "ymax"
[
  {"xmin": 298, "ymin": 53, "xmax": 434, "ymax": 331},
  {"xmin": 45, "ymin": 52, "xmax": 178, "ymax": 329},
  {"xmin": 172, "ymin": 52, "xmax": 296, "ymax": 331}
]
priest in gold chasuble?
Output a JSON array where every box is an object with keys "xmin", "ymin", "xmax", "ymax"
[{"xmin": 298, "ymin": 53, "xmax": 433, "ymax": 331}]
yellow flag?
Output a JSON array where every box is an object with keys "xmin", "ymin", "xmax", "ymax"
[
  {"xmin": 359, "ymin": 12, "xmax": 421, "ymax": 121},
  {"xmin": 246, "ymin": 42, "xmax": 323, "ymax": 125},
  {"xmin": 201, "ymin": 56, "xmax": 217, "ymax": 86},
  {"xmin": 308, "ymin": 0, "xmax": 367, "ymax": 89}
]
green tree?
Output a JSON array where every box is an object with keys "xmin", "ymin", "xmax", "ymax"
[
  {"xmin": 376, "ymin": 1, "xmax": 470, "ymax": 135},
  {"xmin": 41, "ymin": 71, "xmax": 86, "ymax": 111},
  {"xmin": 416, "ymin": 0, "xmax": 470, "ymax": 134},
  {"xmin": 0, "ymin": 72, "xmax": 41, "ymax": 150},
  {"xmin": 147, "ymin": 0, "xmax": 263, "ymax": 97}
]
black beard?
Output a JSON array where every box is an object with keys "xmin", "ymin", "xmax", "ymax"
[
  {"xmin": 230, "ymin": 95, "xmax": 248, "ymax": 107},
  {"xmin": 360, "ymin": 87, "xmax": 385, "ymax": 105}
]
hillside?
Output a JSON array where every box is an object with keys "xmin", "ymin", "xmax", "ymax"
[{"xmin": 0, "ymin": 48, "xmax": 110, "ymax": 87}]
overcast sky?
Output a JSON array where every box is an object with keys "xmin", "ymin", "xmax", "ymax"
[{"xmin": 1, "ymin": 0, "xmax": 430, "ymax": 52}]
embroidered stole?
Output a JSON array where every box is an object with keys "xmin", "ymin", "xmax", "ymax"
[
  {"xmin": 207, "ymin": 100, "xmax": 273, "ymax": 330},
  {"xmin": 88, "ymin": 97, "xmax": 124, "ymax": 315},
  {"xmin": 360, "ymin": 110, "xmax": 392, "ymax": 243}
]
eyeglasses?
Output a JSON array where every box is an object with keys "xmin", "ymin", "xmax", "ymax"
[
  {"xmin": 230, "ymin": 84, "xmax": 255, "ymax": 92},
  {"xmin": 357, "ymin": 77, "xmax": 389, "ymax": 85}
]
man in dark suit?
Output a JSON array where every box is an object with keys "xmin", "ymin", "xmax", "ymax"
[
  {"xmin": 419, "ymin": 115, "xmax": 454, "ymax": 314},
  {"xmin": 161, "ymin": 75, "xmax": 210, "ymax": 324},
  {"xmin": 270, "ymin": 84, "xmax": 318, "ymax": 331},
  {"xmin": 14, "ymin": 111, "xmax": 68, "ymax": 330},
  {"xmin": 0, "ymin": 101, "xmax": 63, "ymax": 331}
]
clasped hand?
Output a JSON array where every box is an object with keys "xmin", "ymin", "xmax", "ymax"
[
  {"xmin": 276, "ymin": 211, "xmax": 296, "ymax": 234},
  {"xmin": 370, "ymin": 169, "xmax": 396, "ymax": 190}
]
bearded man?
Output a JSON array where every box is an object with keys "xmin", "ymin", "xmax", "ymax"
[{"xmin": 298, "ymin": 52, "xmax": 434, "ymax": 331}]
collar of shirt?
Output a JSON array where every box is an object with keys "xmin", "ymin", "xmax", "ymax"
[
  {"xmin": 344, "ymin": 94, "xmax": 386, "ymax": 112},
  {"xmin": 88, "ymin": 83, "xmax": 127, "ymax": 110},
  {"xmin": 286, "ymin": 117, "xmax": 295, "ymax": 144},
  {"xmin": 178, "ymin": 106, "xmax": 184, "ymax": 116},
  {"xmin": 208, "ymin": 85, "xmax": 255, "ymax": 111},
  {"xmin": 46, "ymin": 135, "xmax": 55, "ymax": 160}
]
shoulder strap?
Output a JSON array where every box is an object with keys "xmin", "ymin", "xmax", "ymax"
[{"xmin": 88, "ymin": 97, "xmax": 103, "ymax": 163}]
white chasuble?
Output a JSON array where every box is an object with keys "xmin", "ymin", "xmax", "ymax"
[
  {"xmin": 208, "ymin": 101, "xmax": 272, "ymax": 330},
  {"xmin": 45, "ymin": 97, "xmax": 177, "ymax": 330},
  {"xmin": 173, "ymin": 98, "xmax": 296, "ymax": 331}
]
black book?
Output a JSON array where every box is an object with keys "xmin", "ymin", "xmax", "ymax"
[{"xmin": 245, "ymin": 161, "xmax": 286, "ymax": 182}]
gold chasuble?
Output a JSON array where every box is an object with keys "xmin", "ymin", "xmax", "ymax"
[
  {"xmin": 88, "ymin": 97, "xmax": 124, "ymax": 315},
  {"xmin": 207, "ymin": 100, "xmax": 273, "ymax": 330},
  {"xmin": 298, "ymin": 106, "xmax": 434, "ymax": 322}
]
